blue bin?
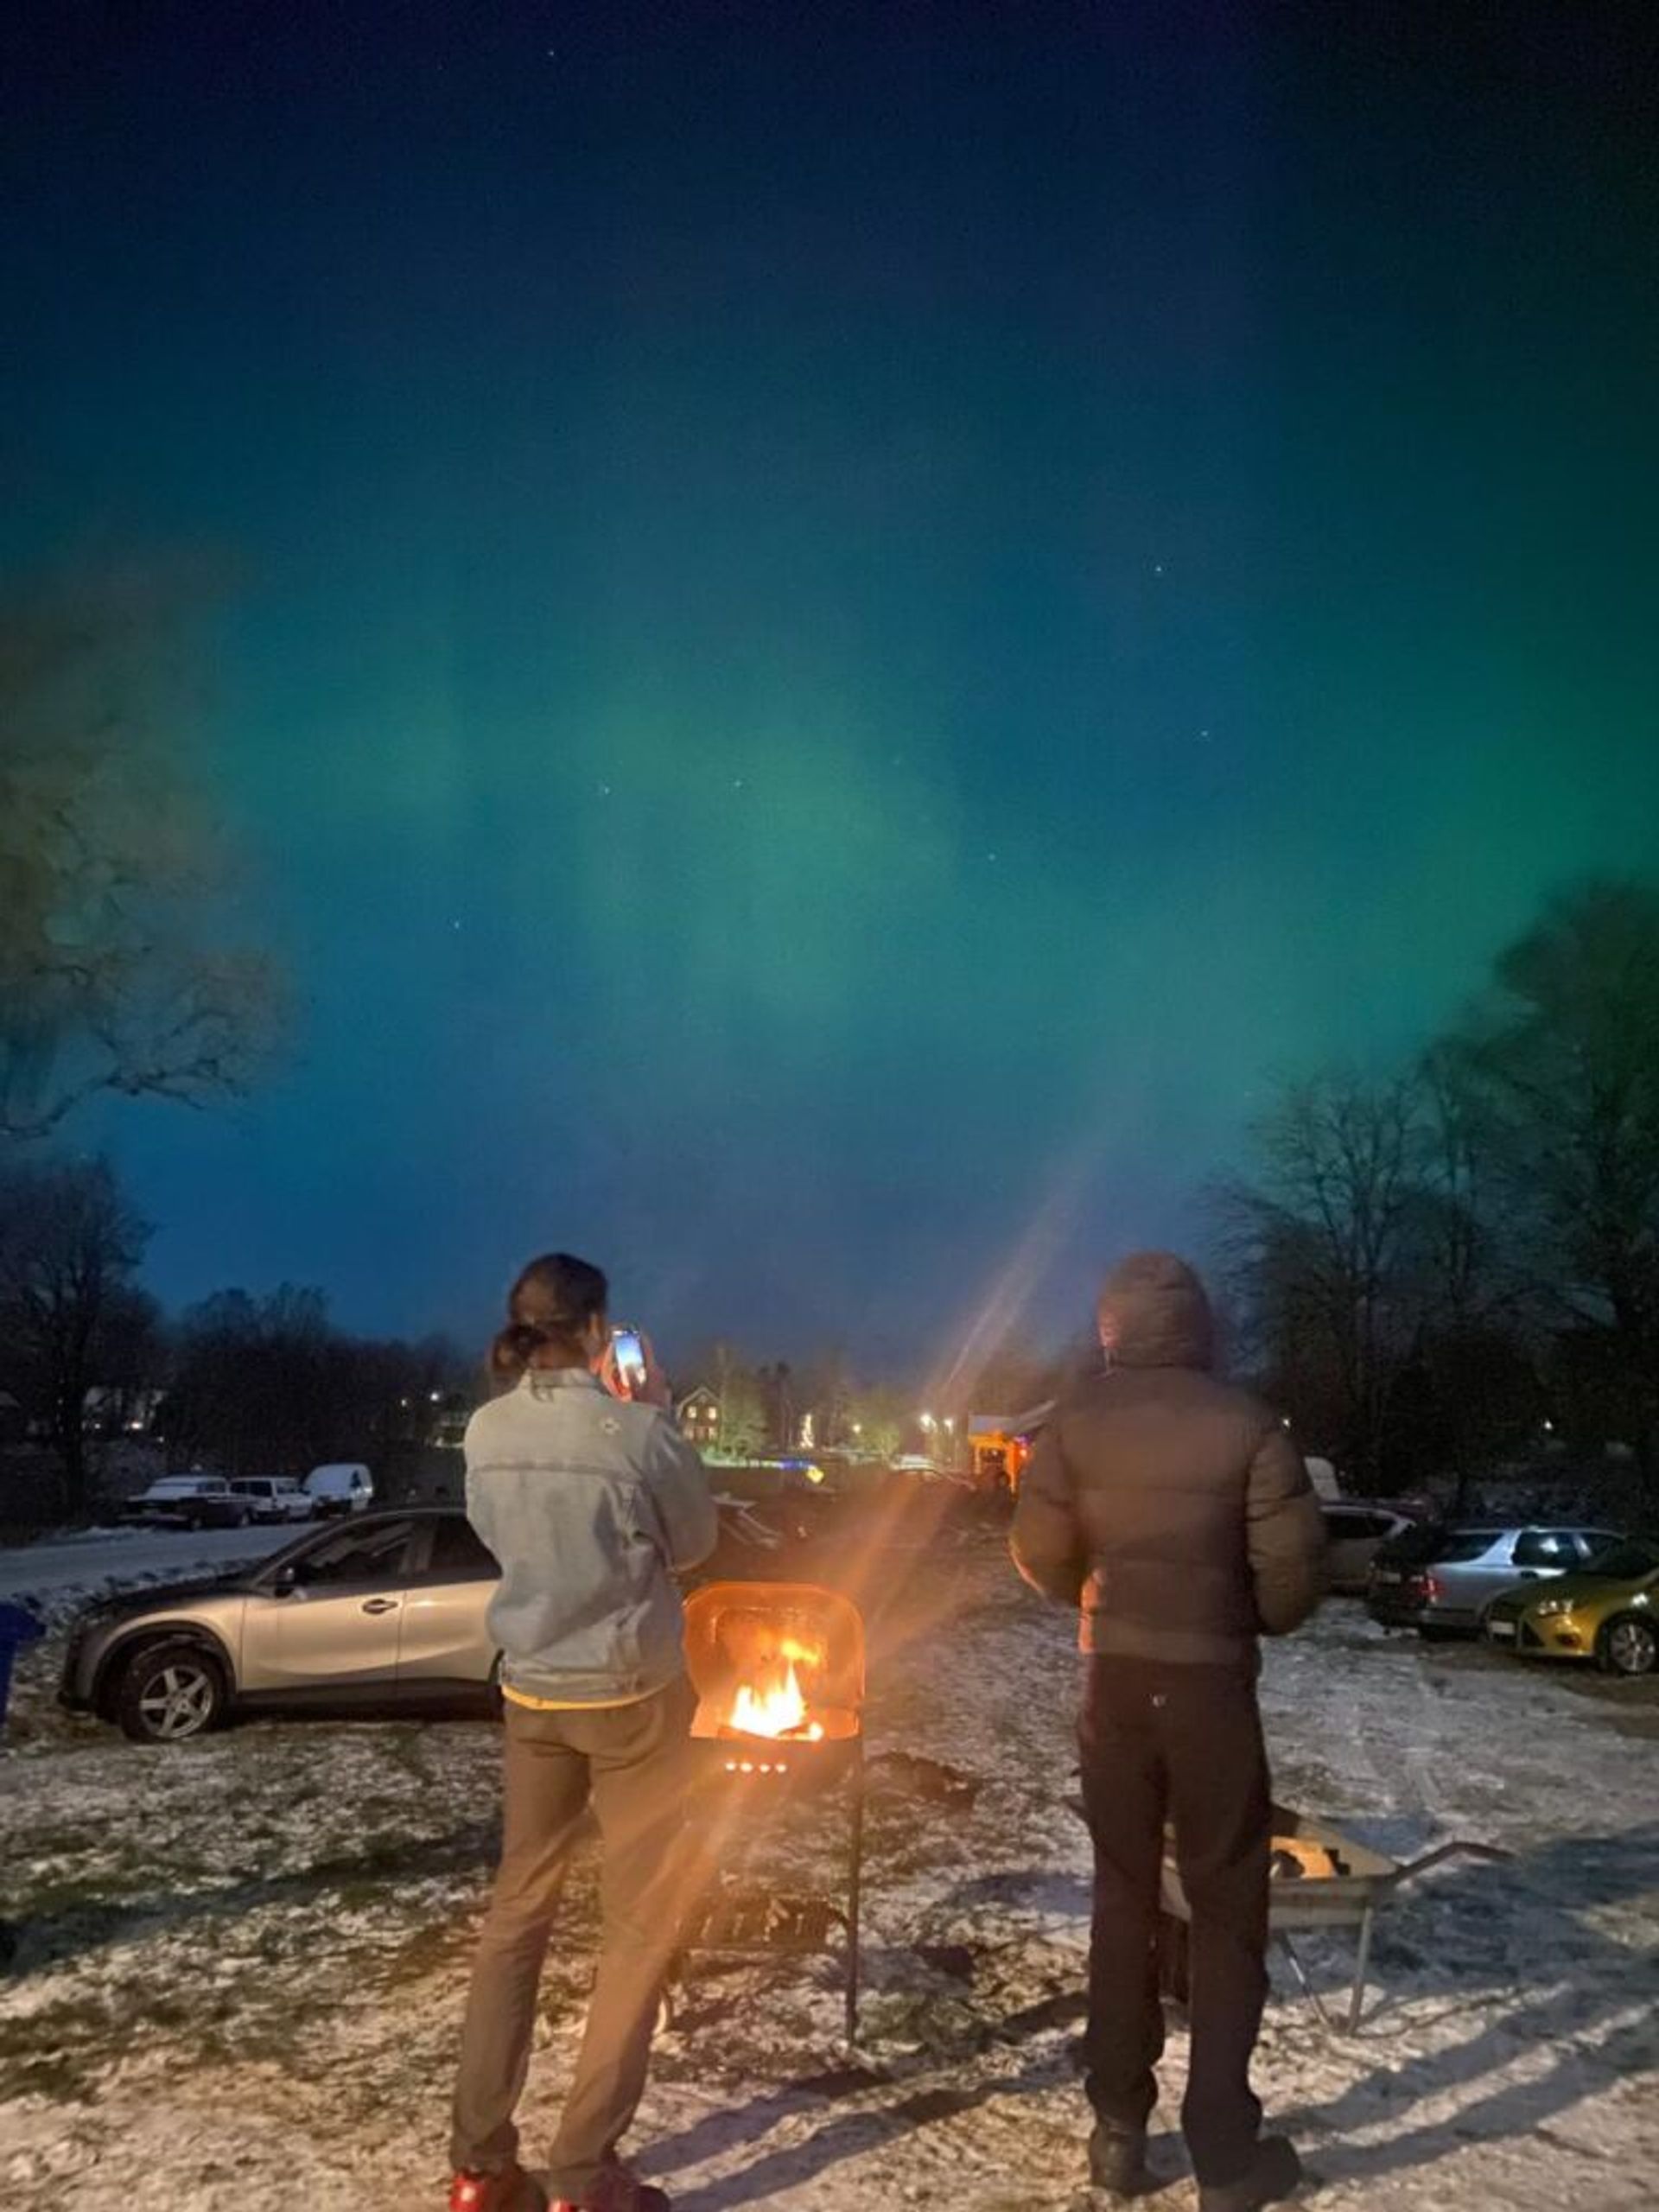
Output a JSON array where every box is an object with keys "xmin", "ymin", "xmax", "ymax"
[{"xmin": 0, "ymin": 1601, "xmax": 46, "ymax": 1735}]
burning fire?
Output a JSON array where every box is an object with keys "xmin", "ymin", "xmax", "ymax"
[{"xmin": 727, "ymin": 1639, "xmax": 826, "ymax": 1741}]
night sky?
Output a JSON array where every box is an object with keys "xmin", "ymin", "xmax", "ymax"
[{"xmin": 5, "ymin": 3, "xmax": 1658, "ymax": 1374}]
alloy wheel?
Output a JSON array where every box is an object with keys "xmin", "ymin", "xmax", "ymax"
[
  {"xmin": 136, "ymin": 1660, "xmax": 219, "ymax": 1739},
  {"xmin": 1605, "ymin": 1618, "xmax": 1657, "ymax": 1678}
]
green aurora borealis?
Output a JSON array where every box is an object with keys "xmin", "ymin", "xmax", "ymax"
[{"xmin": 5, "ymin": 3, "xmax": 1657, "ymax": 1365}]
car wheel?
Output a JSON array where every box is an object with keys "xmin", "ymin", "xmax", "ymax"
[
  {"xmin": 1599, "ymin": 1616, "xmax": 1658, "ymax": 1679},
  {"xmin": 116, "ymin": 1639, "xmax": 229, "ymax": 1744},
  {"xmin": 1418, "ymin": 1624, "xmax": 1460, "ymax": 1643}
]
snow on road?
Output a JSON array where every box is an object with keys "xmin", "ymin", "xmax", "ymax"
[
  {"xmin": 1, "ymin": 1521, "xmax": 1655, "ymax": 2211},
  {"xmin": 0, "ymin": 1525, "xmax": 293, "ymax": 1611}
]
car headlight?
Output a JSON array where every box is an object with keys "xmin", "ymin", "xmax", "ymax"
[{"xmin": 1533, "ymin": 1596, "xmax": 1577, "ymax": 1619}]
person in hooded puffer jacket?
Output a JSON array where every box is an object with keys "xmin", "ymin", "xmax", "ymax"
[{"xmin": 1012, "ymin": 1252, "xmax": 1325, "ymax": 2212}]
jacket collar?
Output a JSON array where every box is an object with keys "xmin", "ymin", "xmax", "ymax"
[{"xmin": 523, "ymin": 1367, "xmax": 602, "ymax": 1395}]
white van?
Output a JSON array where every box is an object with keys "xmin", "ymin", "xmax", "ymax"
[{"xmin": 303, "ymin": 1463, "xmax": 375, "ymax": 1518}]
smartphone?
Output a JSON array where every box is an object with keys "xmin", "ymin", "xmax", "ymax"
[{"xmin": 611, "ymin": 1328, "xmax": 649, "ymax": 1394}]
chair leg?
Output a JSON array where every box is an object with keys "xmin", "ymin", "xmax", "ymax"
[
  {"xmin": 844, "ymin": 1755, "xmax": 865, "ymax": 2043},
  {"xmin": 1278, "ymin": 1932, "xmax": 1338, "ymax": 2037},
  {"xmin": 1348, "ymin": 1905, "xmax": 1376, "ymax": 2032}
]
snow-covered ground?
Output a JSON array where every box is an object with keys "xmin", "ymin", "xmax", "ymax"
[
  {"xmin": 0, "ymin": 1525, "xmax": 293, "ymax": 1613},
  {"xmin": 2, "ymin": 1522, "xmax": 1655, "ymax": 2211}
]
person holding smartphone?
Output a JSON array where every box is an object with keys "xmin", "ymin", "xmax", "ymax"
[{"xmin": 449, "ymin": 1253, "xmax": 717, "ymax": 2212}]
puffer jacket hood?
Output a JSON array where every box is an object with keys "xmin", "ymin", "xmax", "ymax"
[{"xmin": 1098, "ymin": 1250, "xmax": 1216, "ymax": 1371}]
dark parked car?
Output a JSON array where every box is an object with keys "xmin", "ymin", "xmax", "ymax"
[{"xmin": 118, "ymin": 1476, "xmax": 254, "ymax": 1530}]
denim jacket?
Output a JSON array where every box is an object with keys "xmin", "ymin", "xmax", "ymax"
[{"xmin": 464, "ymin": 1368, "xmax": 718, "ymax": 1706}]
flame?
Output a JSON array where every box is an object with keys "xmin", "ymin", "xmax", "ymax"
[{"xmin": 727, "ymin": 1647, "xmax": 826, "ymax": 1741}]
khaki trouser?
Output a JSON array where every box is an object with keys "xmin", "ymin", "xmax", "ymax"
[{"xmin": 451, "ymin": 1677, "xmax": 699, "ymax": 2197}]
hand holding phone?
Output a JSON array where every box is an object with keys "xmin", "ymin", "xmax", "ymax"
[
  {"xmin": 610, "ymin": 1327, "xmax": 650, "ymax": 1396},
  {"xmin": 597, "ymin": 1324, "xmax": 670, "ymax": 1407}
]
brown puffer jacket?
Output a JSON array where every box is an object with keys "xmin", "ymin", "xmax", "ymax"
[{"xmin": 1011, "ymin": 1252, "xmax": 1325, "ymax": 1666}]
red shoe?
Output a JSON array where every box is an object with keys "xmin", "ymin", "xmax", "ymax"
[
  {"xmin": 550, "ymin": 2162, "xmax": 669, "ymax": 2212},
  {"xmin": 450, "ymin": 2167, "xmax": 547, "ymax": 2212}
]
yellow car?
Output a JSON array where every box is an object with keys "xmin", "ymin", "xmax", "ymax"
[{"xmin": 1484, "ymin": 1538, "xmax": 1659, "ymax": 1676}]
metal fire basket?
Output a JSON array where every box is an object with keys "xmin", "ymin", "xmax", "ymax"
[
  {"xmin": 673, "ymin": 1581, "xmax": 868, "ymax": 2041},
  {"xmin": 1158, "ymin": 1805, "xmax": 1511, "ymax": 2033}
]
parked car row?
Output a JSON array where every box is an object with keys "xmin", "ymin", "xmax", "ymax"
[
  {"xmin": 63, "ymin": 1487, "xmax": 1656, "ymax": 1752},
  {"xmin": 1364, "ymin": 1518, "xmax": 1659, "ymax": 1677},
  {"xmin": 118, "ymin": 1464, "xmax": 375, "ymax": 1529}
]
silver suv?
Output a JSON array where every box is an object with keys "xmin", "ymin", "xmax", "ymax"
[
  {"xmin": 60, "ymin": 1510, "xmax": 499, "ymax": 1742},
  {"xmin": 1367, "ymin": 1522, "xmax": 1623, "ymax": 1638}
]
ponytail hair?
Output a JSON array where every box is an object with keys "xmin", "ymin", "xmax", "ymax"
[{"xmin": 490, "ymin": 1252, "xmax": 609, "ymax": 1384}]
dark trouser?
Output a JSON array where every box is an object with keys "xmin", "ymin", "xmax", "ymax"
[
  {"xmin": 451, "ymin": 1678, "xmax": 699, "ymax": 2199},
  {"xmin": 1078, "ymin": 1655, "xmax": 1271, "ymax": 2190}
]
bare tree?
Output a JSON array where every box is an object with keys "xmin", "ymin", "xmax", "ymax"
[
  {"xmin": 0, "ymin": 566, "xmax": 284, "ymax": 1143},
  {"xmin": 0, "ymin": 1154, "xmax": 152, "ymax": 1515},
  {"xmin": 1214, "ymin": 1071, "xmax": 1433, "ymax": 1489},
  {"xmin": 1439, "ymin": 879, "xmax": 1659, "ymax": 1484}
]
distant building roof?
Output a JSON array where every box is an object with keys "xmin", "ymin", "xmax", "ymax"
[{"xmin": 969, "ymin": 1400, "xmax": 1055, "ymax": 1437}]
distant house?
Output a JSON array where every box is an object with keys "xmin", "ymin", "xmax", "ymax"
[{"xmin": 677, "ymin": 1384, "xmax": 721, "ymax": 1448}]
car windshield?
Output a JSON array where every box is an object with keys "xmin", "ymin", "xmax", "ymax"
[{"xmin": 1579, "ymin": 1540, "xmax": 1659, "ymax": 1580}]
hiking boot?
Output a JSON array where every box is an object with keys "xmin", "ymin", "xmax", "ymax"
[
  {"xmin": 1089, "ymin": 2121, "xmax": 1158, "ymax": 2196},
  {"xmin": 1197, "ymin": 2136, "xmax": 1303, "ymax": 2212},
  {"xmin": 550, "ymin": 2162, "xmax": 670, "ymax": 2212},
  {"xmin": 450, "ymin": 2166, "xmax": 547, "ymax": 2212}
]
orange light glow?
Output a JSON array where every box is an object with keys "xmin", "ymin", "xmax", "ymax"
[{"xmin": 728, "ymin": 1647, "xmax": 827, "ymax": 1741}]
